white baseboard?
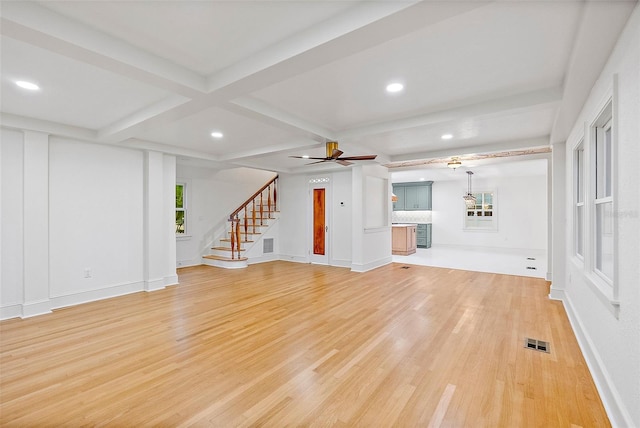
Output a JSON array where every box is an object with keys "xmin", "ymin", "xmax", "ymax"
[
  {"xmin": 144, "ymin": 278, "xmax": 165, "ymax": 292},
  {"xmin": 278, "ymin": 254, "xmax": 308, "ymax": 264},
  {"xmin": 247, "ymin": 253, "xmax": 279, "ymax": 265},
  {"xmin": 164, "ymin": 274, "xmax": 179, "ymax": 287},
  {"xmin": 52, "ymin": 281, "xmax": 145, "ymax": 310},
  {"xmin": 0, "ymin": 303, "xmax": 24, "ymax": 320},
  {"xmin": 548, "ymin": 285, "xmax": 565, "ymax": 301},
  {"xmin": 351, "ymin": 256, "xmax": 393, "ymax": 273},
  {"xmin": 561, "ymin": 292, "xmax": 634, "ymax": 428},
  {"xmin": 22, "ymin": 299, "xmax": 52, "ymax": 318},
  {"xmin": 331, "ymin": 258, "xmax": 352, "ymax": 268}
]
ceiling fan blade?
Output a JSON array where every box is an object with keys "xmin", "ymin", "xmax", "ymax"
[
  {"xmin": 337, "ymin": 155, "xmax": 378, "ymax": 160},
  {"xmin": 289, "ymin": 156, "xmax": 328, "ymax": 160},
  {"xmin": 306, "ymin": 160, "xmax": 329, "ymax": 165},
  {"xmin": 330, "ymin": 149, "xmax": 343, "ymax": 159},
  {"xmin": 336, "ymin": 159, "xmax": 353, "ymax": 166}
]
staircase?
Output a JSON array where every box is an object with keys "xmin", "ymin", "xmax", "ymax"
[{"xmin": 202, "ymin": 175, "xmax": 279, "ymax": 269}]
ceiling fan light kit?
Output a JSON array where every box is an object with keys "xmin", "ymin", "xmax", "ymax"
[{"xmin": 447, "ymin": 159, "xmax": 462, "ymax": 169}]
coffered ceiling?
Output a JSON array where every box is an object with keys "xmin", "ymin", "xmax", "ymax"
[{"xmin": 1, "ymin": 1, "xmax": 636, "ymax": 175}]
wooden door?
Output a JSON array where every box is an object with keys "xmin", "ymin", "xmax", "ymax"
[{"xmin": 310, "ymin": 185, "xmax": 329, "ymax": 264}]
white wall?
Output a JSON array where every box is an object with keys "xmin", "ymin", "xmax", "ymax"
[
  {"xmin": 49, "ymin": 139, "xmax": 144, "ymax": 299},
  {"xmin": 431, "ymin": 174, "xmax": 547, "ymax": 251},
  {"xmin": 175, "ymin": 165, "xmax": 276, "ymax": 266},
  {"xmin": 278, "ymin": 170, "xmax": 356, "ymax": 268},
  {"xmin": 351, "ymin": 165, "xmax": 392, "ymax": 272},
  {"xmin": 1, "ymin": 129, "xmax": 25, "ymax": 318},
  {"xmin": 560, "ymin": 6, "xmax": 639, "ymax": 427},
  {"xmin": 0, "ymin": 132, "xmax": 177, "ymax": 319}
]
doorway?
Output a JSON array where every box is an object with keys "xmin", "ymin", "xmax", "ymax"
[{"xmin": 309, "ymin": 181, "xmax": 329, "ymax": 264}]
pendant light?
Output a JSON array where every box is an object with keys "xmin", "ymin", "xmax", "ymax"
[{"xmin": 463, "ymin": 171, "xmax": 476, "ymax": 208}]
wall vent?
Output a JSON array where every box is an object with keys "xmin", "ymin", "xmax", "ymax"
[
  {"xmin": 526, "ymin": 257, "xmax": 536, "ymax": 260},
  {"xmin": 263, "ymin": 238, "xmax": 274, "ymax": 254},
  {"xmin": 526, "ymin": 266, "xmax": 537, "ymax": 270},
  {"xmin": 524, "ymin": 337, "xmax": 550, "ymax": 353}
]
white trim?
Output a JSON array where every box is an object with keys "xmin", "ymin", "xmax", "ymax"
[
  {"xmin": 560, "ymin": 292, "xmax": 633, "ymax": 428},
  {"xmin": 278, "ymin": 254, "xmax": 309, "ymax": 264},
  {"xmin": 0, "ymin": 304, "xmax": 24, "ymax": 320},
  {"xmin": 144, "ymin": 278, "xmax": 165, "ymax": 292},
  {"xmin": 351, "ymin": 256, "xmax": 392, "ymax": 273},
  {"xmin": 52, "ymin": 280, "xmax": 145, "ymax": 309},
  {"xmin": 330, "ymin": 258, "xmax": 352, "ymax": 268},
  {"xmin": 247, "ymin": 253, "xmax": 279, "ymax": 265},
  {"xmin": 164, "ymin": 275, "xmax": 179, "ymax": 286},
  {"xmin": 21, "ymin": 299, "xmax": 53, "ymax": 318}
]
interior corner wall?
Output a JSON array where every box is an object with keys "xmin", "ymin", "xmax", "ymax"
[
  {"xmin": 351, "ymin": 165, "xmax": 392, "ymax": 272},
  {"xmin": 431, "ymin": 174, "xmax": 548, "ymax": 252},
  {"xmin": 276, "ymin": 173, "xmax": 308, "ymax": 263},
  {"xmin": 330, "ymin": 170, "xmax": 352, "ymax": 267},
  {"xmin": 561, "ymin": 6, "xmax": 639, "ymax": 427}
]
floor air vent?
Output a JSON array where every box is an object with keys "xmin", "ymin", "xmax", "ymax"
[
  {"xmin": 401, "ymin": 266, "xmax": 410, "ymax": 269},
  {"xmin": 263, "ymin": 238, "xmax": 274, "ymax": 254},
  {"xmin": 524, "ymin": 337, "xmax": 550, "ymax": 353}
]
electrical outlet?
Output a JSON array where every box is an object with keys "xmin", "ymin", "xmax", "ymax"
[{"xmin": 84, "ymin": 268, "xmax": 92, "ymax": 278}]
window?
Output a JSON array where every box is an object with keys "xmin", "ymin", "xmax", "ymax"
[
  {"xmin": 593, "ymin": 116, "xmax": 613, "ymax": 282},
  {"xmin": 574, "ymin": 142, "xmax": 584, "ymax": 259},
  {"xmin": 176, "ymin": 183, "xmax": 186, "ymax": 234},
  {"xmin": 464, "ymin": 191, "xmax": 496, "ymax": 230}
]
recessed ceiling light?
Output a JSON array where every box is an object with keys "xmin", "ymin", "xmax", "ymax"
[
  {"xmin": 16, "ymin": 80, "xmax": 40, "ymax": 91},
  {"xmin": 386, "ymin": 82, "xmax": 404, "ymax": 93},
  {"xmin": 419, "ymin": 178, "xmax": 425, "ymax": 181},
  {"xmin": 302, "ymin": 155, "xmax": 310, "ymax": 159},
  {"xmin": 210, "ymin": 131, "xmax": 223, "ymax": 139},
  {"xmin": 441, "ymin": 134, "xmax": 453, "ymax": 140}
]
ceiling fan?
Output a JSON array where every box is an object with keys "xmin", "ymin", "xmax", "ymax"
[{"xmin": 290, "ymin": 141, "xmax": 377, "ymax": 166}]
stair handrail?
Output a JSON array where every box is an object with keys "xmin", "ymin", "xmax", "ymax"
[{"xmin": 228, "ymin": 175, "xmax": 278, "ymax": 221}]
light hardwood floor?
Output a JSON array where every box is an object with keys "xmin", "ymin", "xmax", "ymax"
[{"xmin": 0, "ymin": 262, "xmax": 609, "ymax": 427}]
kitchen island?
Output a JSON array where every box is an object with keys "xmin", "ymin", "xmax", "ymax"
[{"xmin": 391, "ymin": 224, "xmax": 417, "ymax": 255}]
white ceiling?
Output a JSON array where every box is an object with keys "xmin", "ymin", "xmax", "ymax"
[{"xmin": 1, "ymin": 0, "xmax": 637, "ymax": 177}]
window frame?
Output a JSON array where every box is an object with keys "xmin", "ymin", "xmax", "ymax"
[
  {"xmin": 463, "ymin": 190, "xmax": 497, "ymax": 231},
  {"xmin": 573, "ymin": 140, "xmax": 585, "ymax": 261},
  {"xmin": 591, "ymin": 113, "xmax": 614, "ymax": 286},
  {"xmin": 176, "ymin": 182, "xmax": 187, "ymax": 236}
]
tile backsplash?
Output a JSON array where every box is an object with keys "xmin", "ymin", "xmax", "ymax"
[{"xmin": 392, "ymin": 210, "xmax": 432, "ymax": 224}]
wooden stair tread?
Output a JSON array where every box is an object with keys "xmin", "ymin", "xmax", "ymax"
[
  {"xmin": 220, "ymin": 238, "xmax": 254, "ymax": 243},
  {"xmin": 203, "ymin": 255, "xmax": 248, "ymax": 262},
  {"xmin": 211, "ymin": 246, "xmax": 246, "ymax": 252},
  {"xmin": 228, "ymin": 231, "xmax": 261, "ymax": 235}
]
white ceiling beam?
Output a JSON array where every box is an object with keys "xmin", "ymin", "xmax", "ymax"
[
  {"xmin": 97, "ymin": 95, "xmax": 189, "ymax": 141},
  {"xmin": 389, "ymin": 136, "xmax": 551, "ymax": 163},
  {"xmin": 0, "ymin": 2, "xmax": 207, "ymax": 97},
  {"xmin": 228, "ymin": 96, "xmax": 337, "ymax": 142},
  {"xmin": 0, "ymin": 113, "xmax": 96, "ymax": 141},
  {"xmin": 217, "ymin": 141, "xmax": 325, "ymax": 162},
  {"xmin": 60, "ymin": 1, "xmax": 491, "ymax": 144},
  {"xmin": 550, "ymin": 1, "xmax": 636, "ymax": 143},
  {"xmin": 338, "ymin": 86, "xmax": 563, "ymax": 140}
]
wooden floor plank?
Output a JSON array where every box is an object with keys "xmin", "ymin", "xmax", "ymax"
[{"xmin": 0, "ymin": 262, "xmax": 610, "ymax": 427}]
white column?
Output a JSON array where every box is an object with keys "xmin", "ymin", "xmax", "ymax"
[
  {"xmin": 549, "ymin": 142, "xmax": 566, "ymax": 300},
  {"xmin": 22, "ymin": 131, "xmax": 51, "ymax": 317},
  {"xmin": 143, "ymin": 151, "xmax": 166, "ymax": 291},
  {"xmin": 162, "ymin": 155, "xmax": 178, "ymax": 286}
]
